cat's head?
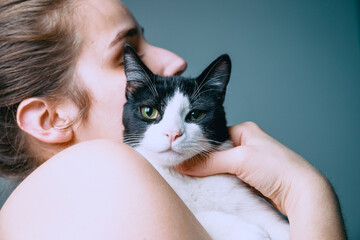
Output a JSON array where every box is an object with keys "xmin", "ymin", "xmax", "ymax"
[{"xmin": 123, "ymin": 44, "xmax": 231, "ymax": 167}]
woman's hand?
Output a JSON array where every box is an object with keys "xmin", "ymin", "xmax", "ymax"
[
  {"xmin": 177, "ymin": 122, "xmax": 319, "ymax": 214},
  {"xmin": 177, "ymin": 121, "xmax": 347, "ymax": 240}
]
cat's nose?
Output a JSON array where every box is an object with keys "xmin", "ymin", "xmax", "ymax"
[{"xmin": 165, "ymin": 131, "xmax": 183, "ymax": 143}]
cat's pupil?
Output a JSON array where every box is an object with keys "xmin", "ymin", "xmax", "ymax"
[
  {"xmin": 141, "ymin": 106, "xmax": 159, "ymax": 119},
  {"xmin": 144, "ymin": 107, "xmax": 152, "ymax": 116},
  {"xmin": 189, "ymin": 110, "xmax": 205, "ymax": 121}
]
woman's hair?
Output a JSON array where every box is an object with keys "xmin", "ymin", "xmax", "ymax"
[{"xmin": 0, "ymin": 0, "xmax": 90, "ymax": 180}]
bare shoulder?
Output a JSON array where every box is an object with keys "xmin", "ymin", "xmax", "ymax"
[{"xmin": 0, "ymin": 140, "xmax": 210, "ymax": 240}]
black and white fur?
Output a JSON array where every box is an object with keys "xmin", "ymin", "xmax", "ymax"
[{"xmin": 123, "ymin": 44, "xmax": 289, "ymax": 240}]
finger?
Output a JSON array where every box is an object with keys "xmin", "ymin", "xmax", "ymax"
[
  {"xmin": 228, "ymin": 124, "xmax": 245, "ymax": 146},
  {"xmin": 228, "ymin": 121, "xmax": 266, "ymax": 146},
  {"xmin": 177, "ymin": 147, "xmax": 246, "ymax": 177}
]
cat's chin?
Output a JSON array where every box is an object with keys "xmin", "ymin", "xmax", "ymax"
[
  {"xmin": 135, "ymin": 146, "xmax": 193, "ymax": 167},
  {"xmin": 154, "ymin": 151, "xmax": 192, "ymax": 167}
]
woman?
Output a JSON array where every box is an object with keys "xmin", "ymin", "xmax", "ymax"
[{"xmin": 0, "ymin": 0, "xmax": 346, "ymax": 239}]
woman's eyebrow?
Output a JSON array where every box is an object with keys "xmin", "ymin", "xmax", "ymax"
[{"xmin": 108, "ymin": 27, "xmax": 140, "ymax": 49}]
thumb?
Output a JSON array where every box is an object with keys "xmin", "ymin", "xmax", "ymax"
[{"xmin": 176, "ymin": 147, "xmax": 245, "ymax": 177}]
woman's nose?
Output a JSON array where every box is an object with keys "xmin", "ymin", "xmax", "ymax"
[{"xmin": 146, "ymin": 45, "xmax": 187, "ymax": 76}]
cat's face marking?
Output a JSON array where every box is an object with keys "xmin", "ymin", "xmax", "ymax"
[
  {"xmin": 123, "ymin": 44, "xmax": 231, "ymax": 167},
  {"xmin": 137, "ymin": 90, "xmax": 211, "ymax": 167}
]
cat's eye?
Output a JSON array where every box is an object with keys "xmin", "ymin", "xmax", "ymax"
[
  {"xmin": 188, "ymin": 110, "xmax": 205, "ymax": 122},
  {"xmin": 140, "ymin": 106, "xmax": 159, "ymax": 120}
]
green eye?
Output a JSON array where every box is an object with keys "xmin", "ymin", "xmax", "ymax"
[
  {"xmin": 140, "ymin": 106, "xmax": 159, "ymax": 120},
  {"xmin": 188, "ymin": 110, "xmax": 205, "ymax": 121}
]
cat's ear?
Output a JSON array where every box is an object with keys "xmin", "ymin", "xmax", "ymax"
[
  {"xmin": 196, "ymin": 54, "xmax": 231, "ymax": 102},
  {"xmin": 123, "ymin": 44, "xmax": 154, "ymax": 93}
]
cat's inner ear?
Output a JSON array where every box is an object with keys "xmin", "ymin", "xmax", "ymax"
[
  {"xmin": 196, "ymin": 54, "xmax": 231, "ymax": 100},
  {"xmin": 123, "ymin": 44, "xmax": 154, "ymax": 92}
]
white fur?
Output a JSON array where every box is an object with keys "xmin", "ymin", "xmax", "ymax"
[{"xmin": 135, "ymin": 91, "xmax": 290, "ymax": 240}]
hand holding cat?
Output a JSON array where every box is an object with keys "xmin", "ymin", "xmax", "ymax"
[
  {"xmin": 177, "ymin": 121, "xmax": 347, "ymax": 240},
  {"xmin": 178, "ymin": 121, "xmax": 316, "ymax": 214}
]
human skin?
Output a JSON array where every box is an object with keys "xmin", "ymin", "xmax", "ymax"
[
  {"xmin": 0, "ymin": 140, "xmax": 211, "ymax": 239},
  {"xmin": 177, "ymin": 122, "xmax": 347, "ymax": 240}
]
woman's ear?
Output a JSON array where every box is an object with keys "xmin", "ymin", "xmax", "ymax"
[{"xmin": 16, "ymin": 98, "xmax": 75, "ymax": 144}]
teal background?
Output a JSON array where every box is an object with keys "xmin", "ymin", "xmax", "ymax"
[
  {"xmin": 122, "ymin": 0, "xmax": 359, "ymax": 238},
  {"xmin": 0, "ymin": 0, "xmax": 359, "ymax": 238}
]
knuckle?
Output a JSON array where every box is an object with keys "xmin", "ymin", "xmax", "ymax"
[
  {"xmin": 242, "ymin": 121, "xmax": 259, "ymax": 130},
  {"xmin": 241, "ymin": 121, "xmax": 264, "ymax": 135}
]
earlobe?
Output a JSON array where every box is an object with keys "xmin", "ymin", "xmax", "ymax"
[{"xmin": 16, "ymin": 98, "xmax": 73, "ymax": 144}]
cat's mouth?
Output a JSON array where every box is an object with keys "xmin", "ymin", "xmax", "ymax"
[{"xmin": 159, "ymin": 148, "xmax": 183, "ymax": 155}]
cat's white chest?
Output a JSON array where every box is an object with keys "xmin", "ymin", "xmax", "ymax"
[{"xmin": 141, "ymin": 155, "xmax": 290, "ymax": 240}]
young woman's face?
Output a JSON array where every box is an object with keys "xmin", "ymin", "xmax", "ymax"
[{"xmin": 74, "ymin": 0, "xmax": 187, "ymax": 142}]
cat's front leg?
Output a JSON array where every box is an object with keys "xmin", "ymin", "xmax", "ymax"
[{"xmin": 195, "ymin": 211, "xmax": 270, "ymax": 240}]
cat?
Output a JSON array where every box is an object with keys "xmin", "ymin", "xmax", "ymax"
[{"xmin": 122, "ymin": 44, "xmax": 289, "ymax": 240}]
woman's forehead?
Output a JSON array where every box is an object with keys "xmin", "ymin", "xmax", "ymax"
[
  {"xmin": 78, "ymin": 0, "xmax": 136, "ymax": 43},
  {"xmin": 74, "ymin": 0, "xmax": 138, "ymax": 74}
]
